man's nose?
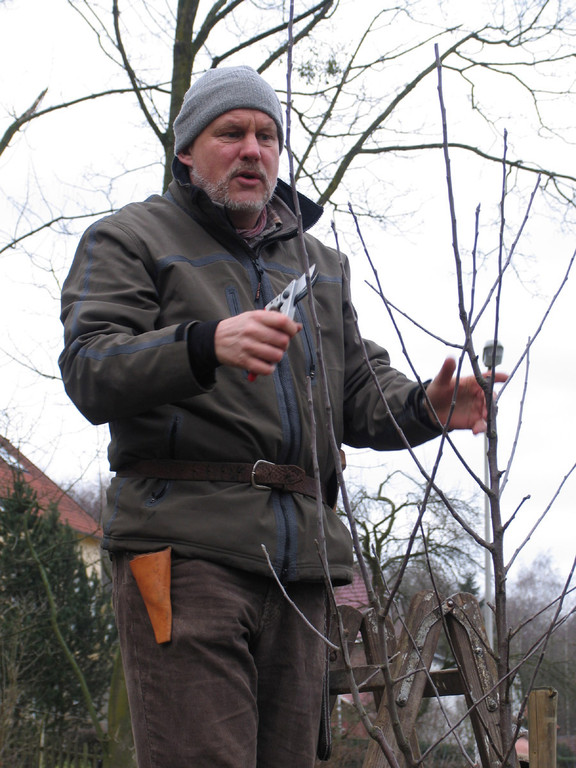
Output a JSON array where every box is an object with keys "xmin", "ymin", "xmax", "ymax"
[{"xmin": 239, "ymin": 133, "xmax": 261, "ymax": 159}]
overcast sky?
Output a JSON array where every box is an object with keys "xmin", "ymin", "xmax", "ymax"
[{"xmin": 1, "ymin": 0, "xmax": 575, "ymax": 583}]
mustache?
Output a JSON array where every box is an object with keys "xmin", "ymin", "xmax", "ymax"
[{"xmin": 229, "ymin": 163, "xmax": 266, "ymax": 182}]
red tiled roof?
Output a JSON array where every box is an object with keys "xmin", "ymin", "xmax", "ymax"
[
  {"xmin": 334, "ymin": 566, "xmax": 370, "ymax": 608},
  {"xmin": 0, "ymin": 436, "xmax": 101, "ymax": 539}
]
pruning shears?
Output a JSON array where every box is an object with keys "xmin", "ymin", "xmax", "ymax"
[{"xmin": 247, "ymin": 265, "xmax": 318, "ymax": 382}]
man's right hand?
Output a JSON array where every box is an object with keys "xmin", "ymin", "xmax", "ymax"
[{"xmin": 214, "ymin": 310, "xmax": 302, "ymax": 378}]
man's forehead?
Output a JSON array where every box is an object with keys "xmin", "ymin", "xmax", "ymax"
[{"xmin": 211, "ymin": 109, "xmax": 277, "ymax": 131}]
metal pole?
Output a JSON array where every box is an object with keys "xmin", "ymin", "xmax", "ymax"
[{"xmin": 483, "ymin": 431, "xmax": 493, "ymax": 646}]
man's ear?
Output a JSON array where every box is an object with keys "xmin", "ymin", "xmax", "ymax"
[{"xmin": 177, "ymin": 149, "xmax": 194, "ymax": 169}]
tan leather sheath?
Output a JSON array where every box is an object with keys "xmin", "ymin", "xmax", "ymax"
[{"xmin": 129, "ymin": 547, "xmax": 172, "ymax": 644}]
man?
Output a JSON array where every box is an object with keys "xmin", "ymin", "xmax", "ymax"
[{"xmin": 59, "ymin": 66, "xmax": 501, "ymax": 768}]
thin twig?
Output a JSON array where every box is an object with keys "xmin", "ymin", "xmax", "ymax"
[{"xmin": 260, "ymin": 545, "xmax": 338, "ymax": 651}]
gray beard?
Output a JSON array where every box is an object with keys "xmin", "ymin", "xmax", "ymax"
[{"xmin": 190, "ymin": 166, "xmax": 275, "ymax": 215}]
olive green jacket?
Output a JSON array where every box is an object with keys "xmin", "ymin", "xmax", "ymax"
[{"xmin": 59, "ymin": 166, "xmax": 440, "ymax": 584}]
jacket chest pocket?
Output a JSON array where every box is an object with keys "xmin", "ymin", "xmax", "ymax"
[{"xmin": 225, "ymin": 285, "xmax": 243, "ymax": 316}]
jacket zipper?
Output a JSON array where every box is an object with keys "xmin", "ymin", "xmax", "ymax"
[{"xmin": 251, "ymin": 257, "xmax": 263, "ymax": 302}]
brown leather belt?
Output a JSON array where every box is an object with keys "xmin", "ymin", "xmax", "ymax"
[{"xmin": 116, "ymin": 459, "xmax": 328, "ymax": 504}]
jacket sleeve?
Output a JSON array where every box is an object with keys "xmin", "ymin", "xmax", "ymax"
[
  {"xmin": 58, "ymin": 216, "xmax": 211, "ymax": 425},
  {"xmin": 339, "ymin": 257, "xmax": 442, "ymax": 451}
]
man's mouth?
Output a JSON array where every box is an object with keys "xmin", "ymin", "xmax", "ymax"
[{"xmin": 233, "ymin": 167, "xmax": 264, "ymax": 183}]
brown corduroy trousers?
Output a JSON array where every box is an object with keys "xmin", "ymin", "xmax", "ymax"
[{"xmin": 112, "ymin": 553, "xmax": 326, "ymax": 768}]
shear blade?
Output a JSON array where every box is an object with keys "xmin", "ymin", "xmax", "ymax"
[{"xmin": 292, "ymin": 264, "xmax": 317, "ymax": 304}]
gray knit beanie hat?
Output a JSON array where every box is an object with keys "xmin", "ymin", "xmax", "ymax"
[{"xmin": 173, "ymin": 66, "xmax": 284, "ymax": 155}]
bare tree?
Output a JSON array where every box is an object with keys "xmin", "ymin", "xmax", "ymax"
[
  {"xmin": 343, "ymin": 473, "xmax": 480, "ymax": 608},
  {"xmin": 508, "ymin": 555, "xmax": 576, "ymax": 739},
  {"xmin": 312, "ymin": 44, "xmax": 576, "ymax": 765},
  {"xmin": 1, "ymin": 2, "xmax": 576, "ymax": 764},
  {"xmin": 2, "ymin": 1, "xmax": 576, "ymax": 238},
  {"xmin": 1, "ymin": 1, "xmax": 574, "ymax": 467}
]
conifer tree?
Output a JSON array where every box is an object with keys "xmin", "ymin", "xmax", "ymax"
[{"xmin": 0, "ymin": 477, "xmax": 116, "ymax": 752}]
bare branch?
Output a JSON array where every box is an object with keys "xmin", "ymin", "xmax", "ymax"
[{"xmin": 0, "ymin": 90, "xmax": 47, "ymax": 158}]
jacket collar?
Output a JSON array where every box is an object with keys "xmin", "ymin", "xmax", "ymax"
[{"xmin": 170, "ymin": 156, "xmax": 323, "ymax": 233}]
